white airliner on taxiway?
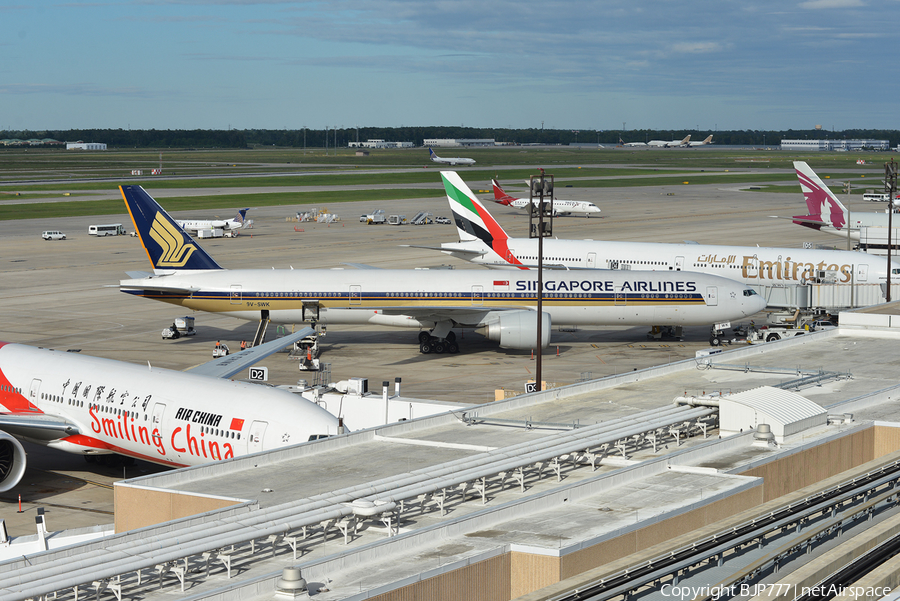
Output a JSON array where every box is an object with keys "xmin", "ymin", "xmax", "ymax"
[
  {"xmin": 647, "ymin": 135, "xmax": 691, "ymax": 148},
  {"xmin": 0, "ymin": 330, "xmax": 340, "ymax": 492},
  {"xmin": 792, "ymin": 161, "xmax": 900, "ymax": 246},
  {"xmin": 424, "ymin": 172, "xmax": 900, "ymax": 292},
  {"xmin": 491, "ymin": 179, "xmax": 601, "ymax": 217},
  {"xmin": 176, "ymin": 208, "xmax": 250, "ymax": 234},
  {"xmin": 428, "ymin": 147, "xmax": 475, "ymax": 166},
  {"xmin": 118, "ymin": 185, "xmax": 764, "ymax": 355}
]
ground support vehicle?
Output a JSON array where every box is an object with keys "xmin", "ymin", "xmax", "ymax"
[{"xmin": 162, "ymin": 316, "xmax": 196, "ymax": 340}]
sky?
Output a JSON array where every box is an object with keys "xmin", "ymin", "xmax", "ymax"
[{"xmin": 2, "ymin": 0, "xmax": 898, "ymax": 132}]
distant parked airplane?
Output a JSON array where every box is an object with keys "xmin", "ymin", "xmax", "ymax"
[
  {"xmin": 491, "ymin": 179, "xmax": 601, "ymax": 217},
  {"xmin": 647, "ymin": 135, "xmax": 691, "ymax": 148}
]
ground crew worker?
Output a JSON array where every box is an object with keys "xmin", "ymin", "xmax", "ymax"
[{"xmin": 240, "ymin": 340, "xmax": 247, "ymax": 350}]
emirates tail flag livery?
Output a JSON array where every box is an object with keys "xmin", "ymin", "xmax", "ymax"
[
  {"xmin": 119, "ymin": 185, "xmax": 764, "ymax": 354},
  {"xmin": 434, "ymin": 171, "xmax": 900, "ymax": 293},
  {"xmin": 0, "ymin": 330, "xmax": 340, "ymax": 492},
  {"xmin": 491, "ymin": 180, "xmax": 601, "ymax": 217},
  {"xmin": 793, "ymin": 161, "xmax": 899, "ymax": 243}
]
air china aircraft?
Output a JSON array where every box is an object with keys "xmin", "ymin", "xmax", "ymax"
[
  {"xmin": 491, "ymin": 180, "xmax": 601, "ymax": 217},
  {"xmin": 423, "ymin": 172, "xmax": 900, "ymax": 300},
  {"xmin": 118, "ymin": 186, "xmax": 764, "ymax": 354},
  {"xmin": 0, "ymin": 330, "xmax": 340, "ymax": 492},
  {"xmin": 177, "ymin": 208, "xmax": 250, "ymax": 234},
  {"xmin": 792, "ymin": 161, "xmax": 900, "ymax": 244},
  {"xmin": 429, "ymin": 147, "xmax": 475, "ymax": 166},
  {"xmin": 647, "ymin": 135, "xmax": 691, "ymax": 148}
]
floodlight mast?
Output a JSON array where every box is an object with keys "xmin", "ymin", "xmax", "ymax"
[
  {"xmin": 885, "ymin": 159, "xmax": 898, "ymax": 302},
  {"xmin": 529, "ymin": 171, "xmax": 554, "ymax": 391}
]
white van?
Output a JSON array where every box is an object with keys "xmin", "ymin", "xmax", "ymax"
[
  {"xmin": 42, "ymin": 230, "xmax": 66, "ymax": 240},
  {"xmin": 88, "ymin": 224, "xmax": 126, "ymax": 236}
]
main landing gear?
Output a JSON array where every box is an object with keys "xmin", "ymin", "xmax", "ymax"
[{"xmin": 418, "ymin": 330, "xmax": 460, "ymax": 354}]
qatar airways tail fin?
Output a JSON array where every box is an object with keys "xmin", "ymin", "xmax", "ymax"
[
  {"xmin": 793, "ymin": 161, "xmax": 849, "ymax": 231},
  {"xmin": 121, "ymin": 185, "xmax": 222, "ymax": 272}
]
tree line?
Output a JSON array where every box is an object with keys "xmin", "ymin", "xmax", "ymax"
[{"xmin": 2, "ymin": 127, "xmax": 898, "ymax": 149}]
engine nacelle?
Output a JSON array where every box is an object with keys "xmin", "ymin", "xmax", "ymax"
[
  {"xmin": 477, "ymin": 311, "xmax": 551, "ymax": 350},
  {"xmin": 0, "ymin": 431, "xmax": 27, "ymax": 493}
]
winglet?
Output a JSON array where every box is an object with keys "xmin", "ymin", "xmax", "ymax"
[{"xmin": 120, "ymin": 185, "xmax": 222, "ymax": 272}]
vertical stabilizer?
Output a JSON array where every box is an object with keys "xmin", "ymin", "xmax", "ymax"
[
  {"xmin": 121, "ymin": 185, "xmax": 222, "ymax": 272},
  {"xmin": 793, "ymin": 162, "xmax": 848, "ymax": 230},
  {"xmin": 440, "ymin": 171, "xmax": 524, "ymax": 267},
  {"xmin": 491, "ymin": 180, "xmax": 516, "ymax": 205}
]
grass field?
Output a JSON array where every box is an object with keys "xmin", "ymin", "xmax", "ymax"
[{"xmin": 0, "ymin": 146, "xmax": 891, "ymax": 220}]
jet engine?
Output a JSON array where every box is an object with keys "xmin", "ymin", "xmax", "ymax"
[
  {"xmin": 477, "ymin": 311, "xmax": 550, "ymax": 349},
  {"xmin": 0, "ymin": 431, "xmax": 26, "ymax": 493}
]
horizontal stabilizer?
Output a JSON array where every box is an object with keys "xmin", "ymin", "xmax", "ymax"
[{"xmin": 400, "ymin": 244, "xmax": 487, "ymax": 256}]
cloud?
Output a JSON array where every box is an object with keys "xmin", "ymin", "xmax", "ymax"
[
  {"xmin": 799, "ymin": 0, "xmax": 865, "ymax": 8},
  {"xmin": 670, "ymin": 42, "xmax": 723, "ymax": 54}
]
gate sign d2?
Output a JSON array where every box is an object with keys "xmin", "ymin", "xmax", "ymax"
[{"xmin": 249, "ymin": 367, "xmax": 268, "ymax": 382}]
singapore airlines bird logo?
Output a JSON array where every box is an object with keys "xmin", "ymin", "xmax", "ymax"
[{"xmin": 150, "ymin": 213, "xmax": 197, "ymax": 267}]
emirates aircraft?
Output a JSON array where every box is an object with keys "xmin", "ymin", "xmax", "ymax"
[
  {"xmin": 0, "ymin": 330, "xmax": 341, "ymax": 492},
  {"xmin": 491, "ymin": 179, "xmax": 601, "ymax": 217},
  {"xmin": 117, "ymin": 185, "xmax": 764, "ymax": 355},
  {"xmin": 419, "ymin": 172, "xmax": 900, "ymax": 297}
]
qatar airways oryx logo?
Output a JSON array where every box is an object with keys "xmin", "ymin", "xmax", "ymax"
[{"xmin": 149, "ymin": 213, "xmax": 197, "ymax": 267}]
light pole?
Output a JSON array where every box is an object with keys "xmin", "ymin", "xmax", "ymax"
[
  {"xmin": 529, "ymin": 170, "xmax": 554, "ymax": 392},
  {"xmin": 885, "ymin": 159, "xmax": 898, "ymax": 302}
]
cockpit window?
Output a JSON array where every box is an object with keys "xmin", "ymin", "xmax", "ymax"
[{"xmin": 743, "ymin": 289, "xmax": 758, "ymax": 296}]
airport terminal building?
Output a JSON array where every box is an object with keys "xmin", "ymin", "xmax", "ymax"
[{"xmin": 780, "ymin": 138, "xmax": 890, "ymax": 151}]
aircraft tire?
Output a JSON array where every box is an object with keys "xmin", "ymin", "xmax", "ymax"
[
  {"xmin": 434, "ymin": 342, "xmax": 445, "ymax": 354},
  {"xmin": 418, "ymin": 331, "xmax": 430, "ymax": 344},
  {"xmin": 709, "ymin": 337, "xmax": 721, "ymax": 346},
  {"xmin": 446, "ymin": 331, "xmax": 456, "ymax": 343},
  {"xmin": 448, "ymin": 343, "xmax": 459, "ymax": 353},
  {"xmin": 420, "ymin": 342, "xmax": 432, "ymax": 354}
]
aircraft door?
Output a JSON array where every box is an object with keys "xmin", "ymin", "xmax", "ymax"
[
  {"xmin": 230, "ymin": 285, "xmax": 242, "ymax": 305},
  {"xmin": 151, "ymin": 403, "xmax": 166, "ymax": 428},
  {"xmin": 586, "ymin": 253, "xmax": 597, "ymax": 269},
  {"xmin": 471, "ymin": 285, "xmax": 483, "ymax": 305},
  {"xmin": 349, "ymin": 285, "xmax": 362, "ymax": 305},
  {"xmin": 706, "ymin": 286, "xmax": 718, "ymax": 306},
  {"xmin": 29, "ymin": 379, "xmax": 42, "ymax": 403},
  {"xmin": 249, "ymin": 420, "xmax": 268, "ymax": 454},
  {"xmin": 675, "ymin": 256, "xmax": 684, "ymax": 271},
  {"xmin": 858, "ymin": 264, "xmax": 868, "ymax": 282}
]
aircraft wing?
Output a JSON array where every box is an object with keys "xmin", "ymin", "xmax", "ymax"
[
  {"xmin": 400, "ymin": 244, "xmax": 487, "ymax": 256},
  {"xmin": 341, "ymin": 263, "xmax": 384, "ymax": 270},
  {"xmin": 0, "ymin": 414, "xmax": 81, "ymax": 441},
  {"xmin": 185, "ymin": 327, "xmax": 315, "ymax": 379}
]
